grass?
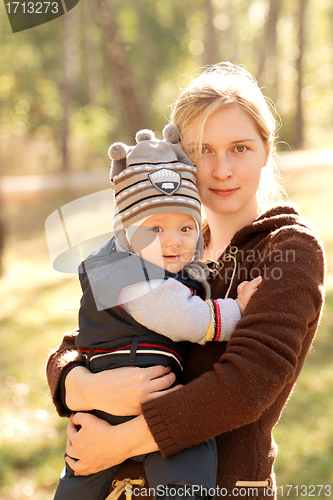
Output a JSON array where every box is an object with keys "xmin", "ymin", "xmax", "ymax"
[
  {"xmin": 0, "ymin": 166, "xmax": 333, "ymax": 499},
  {"xmin": 0, "ymin": 188, "xmax": 91, "ymax": 499},
  {"xmin": 272, "ymin": 165, "xmax": 333, "ymax": 496}
]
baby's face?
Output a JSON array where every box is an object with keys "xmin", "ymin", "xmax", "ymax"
[{"xmin": 130, "ymin": 212, "xmax": 198, "ymax": 273}]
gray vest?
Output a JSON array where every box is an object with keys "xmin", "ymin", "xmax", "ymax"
[{"xmin": 76, "ymin": 237, "xmax": 203, "ymax": 382}]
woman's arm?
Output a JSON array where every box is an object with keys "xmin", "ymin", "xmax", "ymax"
[
  {"xmin": 46, "ymin": 329, "xmax": 84, "ymax": 417},
  {"xmin": 46, "ymin": 330, "xmax": 176, "ymax": 416},
  {"xmin": 140, "ymin": 228, "xmax": 325, "ymax": 456},
  {"xmin": 64, "ymin": 380, "xmax": 182, "ymax": 476},
  {"xmin": 65, "ymin": 413, "xmax": 159, "ymax": 476},
  {"xmin": 48, "ymin": 227, "xmax": 325, "ymax": 474},
  {"xmin": 65, "ymin": 364, "xmax": 176, "ymax": 416}
]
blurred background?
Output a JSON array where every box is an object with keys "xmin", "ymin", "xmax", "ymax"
[{"xmin": 0, "ymin": 0, "xmax": 333, "ymax": 498}]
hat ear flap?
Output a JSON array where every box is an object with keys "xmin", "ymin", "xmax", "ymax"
[
  {"xmin": 114, "ymin": 229, "xmax": 132, "ymax": 252},
  {"xmin": 110, "ymin": 159, "xmax": 126, "ymax": 181},
  {"xmin": 170, "ymin": 142, "xmax": 194, "ymax": 166},
  {"xmin": 108, "ymin": 142, "xmax": 130, "ymax": 181},
  {"xmin": 196, "ymin": 233, "xmax": 204, "ymax": 261}
]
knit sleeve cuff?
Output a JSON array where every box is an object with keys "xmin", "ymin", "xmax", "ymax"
[
  {"xmin": 216, "ymin": 298, "xmax": 241, "ymax": 341},
  {"xmin": 58, "ymin": 362, "xmax": 85, "ymax": 417},
  {"xmin": 205, "ymin": 298, "xmax": 241, "ymax": 342},
  {"xmin": 142, "ymin": 401, "xmax": 182, "ymax": 457},
  {"xmin": 46, "ymin": 329, "xmax": 85, "ymax": 417}
]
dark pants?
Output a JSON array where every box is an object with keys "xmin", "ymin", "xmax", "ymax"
[
  {"xmin": 53, "ymin": 437, "xmax": 217, "ymax": 500},
  {"xmin": 54, "ymin": 349, "xmax": 217, "ymax": 500}
]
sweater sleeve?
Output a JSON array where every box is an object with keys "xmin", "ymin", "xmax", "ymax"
[
  {"xmin": 141, "ymin": 228, "xmax": 326, "ymax": 456},
  {"xmin": 46, "ymin": 329, "xmax": 84, "ymax": 417},
  {"xmin": 119, "ymin": 279, "xmax": 241, "ymax": 344}
]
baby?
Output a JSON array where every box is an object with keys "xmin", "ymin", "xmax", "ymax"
[{"xmin": 53, "ymin": 126, "xmax": 260, "ymax": 500}]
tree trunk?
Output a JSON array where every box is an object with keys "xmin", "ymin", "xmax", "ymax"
[
  {"xmin": 61, "ymin": 9, "xmax": 79, "ymax": 173},
  {"xmin": 256, "ymin": 0, "xmax": 281, "ymax": 99},
  {"xmin": 92, "ymin": 0, "xmax": 146, "ymax": 138},
  {"xmin": 226, "ymin": 1, "xmax": 235, "ymax": 62},
  {"xmin": 0, "ymin": 6, "xmax": 5, "ymax": 275},
  {"xmin": 330, "ymin": 1, "xmax": 333, "ymax": 90},
  {"xmin": 131, "ymin": 1, "xmax": 157, "ymax": 104},
  {"xmin": 82, "ymin": 2, "xmax": 100, "ymax": 104},
  {"xmin": 0, "ymin": 180, "xmax": 4, "ymax": 274},
  {"xmin": 295, "ymin": 0, "xmax": 307, "ymax": 149},
  {"xmin": 203, "ymin": 0, "xmax": 220, "ymax": 65}
]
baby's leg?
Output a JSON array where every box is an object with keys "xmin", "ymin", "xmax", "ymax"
[
  {"xmin": 143, "ymin": 439, "xmax": 217, "ymax": 500},
  {"xmin": 53, "ymin": 460, "xmax": 123, "ymax": 500}
]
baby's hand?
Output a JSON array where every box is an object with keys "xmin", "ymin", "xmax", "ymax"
[{"xmin": 235, "ymin": 276, "xmax": 262, "ymax": 315}]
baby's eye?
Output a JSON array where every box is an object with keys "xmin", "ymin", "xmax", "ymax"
[
  {"xmin": 181, "ymin": 226, "xmax": 193, "ymax": 233},
  {"xmin": 152, "ymin": 227, "xmax": 162, "ymax": 233},
  {"xmin": 234, "ymin": 145, "xmax": 247, "ymax": 153}
]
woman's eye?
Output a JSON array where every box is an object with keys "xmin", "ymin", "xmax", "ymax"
[
  {"xmin": 234, "ymin": 145, "xmax": 247, "ymax": 153},
  {"xmin": 201, "ymin": 146, "xmax": 210, "ymax": 154}
]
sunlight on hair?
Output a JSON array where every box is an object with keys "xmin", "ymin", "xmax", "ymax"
[{"xmin": 171, "ymin": 62, "xmax": 288, "ymax": 210}]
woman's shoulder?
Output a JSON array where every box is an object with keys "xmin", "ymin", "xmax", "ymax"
[
  {"xmin": 258, "ymin": 202, "xmax": 313, "ymax": 233},
  {"xmin": 237, "ymin": 202, "xmax": 323, "ymax": 250},
  {"xmin": 263, "ymin": 203, "xmax": 323, "ymax": 250},
  {"xmin": 232, "ymin": 203, "xmax": 325, "ymax": 277}
]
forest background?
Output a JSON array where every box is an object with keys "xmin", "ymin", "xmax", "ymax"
[
  {"xmin": 1, "ymin": 0, "xmax": 333, "ymax": 178},
  {"xmin": 0, "ymin": 0, "xmax": 333, "ymax": 498}
]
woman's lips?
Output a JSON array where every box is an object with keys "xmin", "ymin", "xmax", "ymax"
[{"xmin": 210, "ymin": 187, "xmax": 239, "ymax": 196}]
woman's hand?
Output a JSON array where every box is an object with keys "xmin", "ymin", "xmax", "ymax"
[
  {"xmin": 65, "ymin": 412, "xmax": 159, "ymax": 476},
  {"xmin": 65, "ymin": 365, "xmax": 176, "ymax": 415}
]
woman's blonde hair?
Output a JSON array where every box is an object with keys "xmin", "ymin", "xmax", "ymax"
[{"xmin": 170, "ymin": 62, "xmax": 287, "ymax": 211}]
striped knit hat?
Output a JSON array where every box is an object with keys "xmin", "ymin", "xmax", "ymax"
[{"xmin": 109, "ymin": 125, "xmax": 201, "ymax": 234}]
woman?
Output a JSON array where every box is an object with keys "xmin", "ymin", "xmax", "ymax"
[{"xmin": 47, "ymin": 62, "xmax": 325, "ymax": 499}]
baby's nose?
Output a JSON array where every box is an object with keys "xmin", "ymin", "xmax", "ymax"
[{"xmin": 166, "ymin": 233, "xmax": 182, "ymax": 247}]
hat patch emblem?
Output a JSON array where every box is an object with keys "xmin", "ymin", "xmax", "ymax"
[{"xmin": 148, "ymin": 168, "xmax": 182, "ymax": 195}]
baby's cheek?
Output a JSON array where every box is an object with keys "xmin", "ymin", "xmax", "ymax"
[{"xmin": 140, "ymin": 239, "xmax": 164, "ymax": 264}]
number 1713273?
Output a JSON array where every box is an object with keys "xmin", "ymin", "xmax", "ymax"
[
  {"xmin": 5, "ymin": 2, "xmax": 59, "ymax": 14},
  {"xmin": 279, "ymin": 485, "xmax": 332, "ymax": 497}
]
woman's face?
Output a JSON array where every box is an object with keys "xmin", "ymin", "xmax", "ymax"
[{"xmin": 182, "ymin": 104, "xmax": 269, "ymax": 220}]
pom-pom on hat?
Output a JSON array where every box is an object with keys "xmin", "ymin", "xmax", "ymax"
[{"xmin": 109, "ymin": 124, "xmax": 202, "ymax": 235}]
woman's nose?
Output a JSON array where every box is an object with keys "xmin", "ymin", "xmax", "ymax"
[{"xmin": 212, "ymin": 154, "xmax": 233, "ymax": 180}]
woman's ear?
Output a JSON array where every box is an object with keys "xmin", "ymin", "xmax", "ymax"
[{"xmin": 263, "ymin": 141, "xmax": 272, "ymax": 167}]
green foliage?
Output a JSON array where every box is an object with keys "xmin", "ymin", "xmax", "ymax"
[
  {"xmin": 1, "ymin": 0, "xmax": 333, "ymax": 176},
  {"xmin": 70, "ymin": 104, "xmax": 117, "ymax": 153},
  {"xmin": 0, "ymin": 24, "xmax": 63, "ymax": 133}
]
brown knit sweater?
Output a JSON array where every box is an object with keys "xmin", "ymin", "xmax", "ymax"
[{"xmin": 46, "ymin": 205, "xmax": 325, "ymax": 499}]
